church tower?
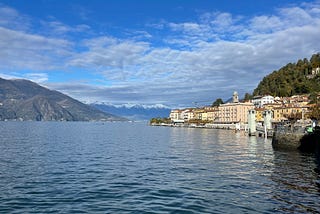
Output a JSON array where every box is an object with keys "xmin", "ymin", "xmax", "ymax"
[{"xmin": 233, "ymin": 91, "xmax": 239, "ymax": 103}]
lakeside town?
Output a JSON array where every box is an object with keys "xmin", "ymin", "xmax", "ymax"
[
  {"xmin": 149, "ymin": 55, "xmax": 320, "ymax": 153},
  {"xmin": 151, "ymin": 91, "xmax": 320, "ymax": 133}
]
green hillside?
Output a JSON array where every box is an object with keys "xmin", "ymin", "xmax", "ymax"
[{"xmin": 253, "ymin": 53, "xmax": 320, "ymax": 97}]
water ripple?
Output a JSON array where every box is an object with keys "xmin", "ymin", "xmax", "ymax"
[{"xmin": 0, "ymin": 122, "xmax": 319, "ymax": 213}]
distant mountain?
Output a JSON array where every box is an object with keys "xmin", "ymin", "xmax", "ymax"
[
  {"xmin": 0, "ymin": 78, "xmax": 126, "ymax": 121},
  {"xmin": 91, "ymin": 103, "xmax": 171, "ymax": 121}
]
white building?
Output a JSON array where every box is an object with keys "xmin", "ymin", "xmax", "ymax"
[
  {"xmin": 169, "ymin": 109, "xmax": 182, "ymax": 120},
  {"xmin": 169, "ymin": 109, "xmax": 194, "ymax": 122},
  {"xmin": 312, "ymin": 67, "xmax": 320, "ymax": 75},
  {"xmin": 181, "ymin": 109, "xmax": 194, "ymax": 121},
  {"xmin": 252, "ymin": 95, "xmax": 275, "ymax": 107}
]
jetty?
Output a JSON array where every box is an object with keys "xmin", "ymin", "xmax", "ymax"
[
  {"xmin": 272, "ymin": 124, "xmax": 320, "ymax": 153},
  {"xmin": 271, "ymin": 125, "xmax": 305, "ymax": 150},
  {"xmin": 247, "ymin": 109, "xmax": 274, "ymax": 138}
]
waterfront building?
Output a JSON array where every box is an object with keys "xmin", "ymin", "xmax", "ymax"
[
  {"xmin": 217, "ymin": 102, "xmax": 254, "ymax": 124},
  {"xmin": 207, "ymin": 108, "xmax": 219, "ymax": 122},
  {"xmin": 201, "ymin": 111, "xmax": 208, "ymax": 121},
  {"xmin": 181, "ymin": 109, "xmax": 194, "ymax": 121},
  {"xmin": 193, "ymin": 108, "xmax": 205, "ymax": 120},
  {"xmin": 169, "ymin": 109, "xmax": 182, "ymax": 120}
]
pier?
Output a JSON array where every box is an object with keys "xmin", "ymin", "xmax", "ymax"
[
  {"xmin": 272, "ymin": 125, "xmax": 320, "ymax": 152},
  {"xmin": 271, "ymin": 125, "xmax": 305, "ymax": 150},
  {"xmin": 247, "ymin": 109, "xmax": 273, "ymax": 138}
]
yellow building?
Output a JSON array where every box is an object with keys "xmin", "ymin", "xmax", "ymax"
[
  {"xmin": 207, "ymin": 108, "xmax": 219, "ymax": 122},
  {"xmin": 263, "ymin": 103, "xmax": 282, "ymax": 110},
  {"xmin": 254, "ymin": 108, "xmax": 265, "ymax": 122},
  {"xmin": 193, "ymin": 108, "xmax": 205, "ymax": 120},
  {"xmin": 273, "ymin": 106, "xmax": 309, "ymax": 122},
  {"xmin": 201, "ymin": 111, "xmax": 208, "ymax": 121}
]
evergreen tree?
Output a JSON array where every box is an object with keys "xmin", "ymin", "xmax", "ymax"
[
  {"xmin": 212, "ymin": 98, "xmax": 224, "ymax": 107},
  {"xmin": 253, "ymin": 53, "xmax": 320, "ymax": 96}
]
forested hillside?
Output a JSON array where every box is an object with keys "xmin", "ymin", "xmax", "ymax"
[{"xmin": 253, "ymin": 53, "xmax": 320, "ymax": 97}]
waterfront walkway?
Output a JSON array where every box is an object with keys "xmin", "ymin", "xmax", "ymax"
[{"xmin": 272, "ymin": 125, "xmax": 312, "ymax": 150}]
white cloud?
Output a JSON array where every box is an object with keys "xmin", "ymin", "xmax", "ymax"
[
  {"xmin": 279, "ymin": 6, "xmax": 313, "ymax": 26},
  {"xmin": 42, "ymin": 20, "xmax": 91, "ymax": 35},
  {"xmin": 67, "ymin": 2, "xmax": 320, "ymax": 106},
  {"xmin": 24, "ymin": 73, "xmax": 48, "ymax": 83},
  {"xmin": 249, "ymin": 16, "xmax": 283, "ymax": 33},
  {"xmin": 209, "ymin": 12, "xmax": 236, "ymax": 29},
  {"xmin": 169, "ymin": 22, "xmax": 203, "ymax": 33},
  {"xmin": 0, "ymin": 72, "xmax": 22, "ymax": 80},
  {"xmin": 69, "ymin": 36, "xmax": 149, "ymax": 80},
  {"xmin": 0, "ymin": 5, "xmax": 30, "ymax": 31},
  {"xmin": 0, "ymin": 27, "xmax": 72, "ymax": 71},
  {"xmin": 1, "ymin": 2, "xmax": 320, "ymax": 107}
]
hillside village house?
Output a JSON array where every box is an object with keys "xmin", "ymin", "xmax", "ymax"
[
  {"xmin": 252, "ymin": 95, "xmax": 275, "ymax": 107},
  {"xmin": 312, "ymin": 67, "xmax": 320, "ymax": 75},
  {"xmin": 273, "ymin": 105, "xmax": 309, "ymax": 122}
]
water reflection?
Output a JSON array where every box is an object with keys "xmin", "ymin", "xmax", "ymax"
[
  {"xmin": 271, "ymin": 150, "xmax": 320, "ymax": 212},
  {"xmin": 167, "ymin": 127, "xmax": 320, "ymax": 212},
  {"xmin": 167, "ymin": 128, "xmax": 277, "ymax": 212},
  {"xmin": 1, "ymin": 122, "xmax": 320, "ymax": 213}
]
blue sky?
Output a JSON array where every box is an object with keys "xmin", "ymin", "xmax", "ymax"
[{"xmin": 0, "ymin": 0, "xmax": 320, "ymax": 108}]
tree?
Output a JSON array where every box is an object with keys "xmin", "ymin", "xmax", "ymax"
[
  {"xmin": 309, "ymin": 104, "xmax": 320, "ymax": 121},
  {"xmin": 310, "ymin": 53, "xmax": 320, "ymax": 68},
  {"xmin": 212, "ymin": 98, "xmax": 224, "ymax": 107},
  {"xmin": 309, "ymin": 92, "xmax": 320, "ymax": 104},
  {"xmin": 243, "ymin": 93, "xmax": 252, "ymax": 101},
  {"xmin": 252, "ymin": 53, "xmax": 320, "ymax": 97},
  {"xmin": 150, "ymin": 117, "xmax": 171, "ymax": 124}
]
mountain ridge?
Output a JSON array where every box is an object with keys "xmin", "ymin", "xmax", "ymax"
[
  {"xmin": 91, "ymin": 103, "xmax": 171, "ymax": 121},
  {"xmin": 0, "ymin": 78, "xmax": 126, "ymax": 121}
]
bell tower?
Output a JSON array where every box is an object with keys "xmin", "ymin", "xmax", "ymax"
[{"xmin": 233, "ymin": 91, "xmax": 239, "ymax": 103}]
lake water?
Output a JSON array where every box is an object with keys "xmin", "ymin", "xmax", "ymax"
[{"xmin": 0, "ymin": 122, "xmax": 319, "ymax": 213}]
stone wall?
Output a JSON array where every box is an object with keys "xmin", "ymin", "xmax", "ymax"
[{"xmin": 272, "ymin": 131, "xmax": 304, "ymax": 150}]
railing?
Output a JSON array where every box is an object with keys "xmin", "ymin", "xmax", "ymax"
[
  {"xmin": 274, "ymin": 125, "xmax": 306, "ymax": 134},
  {"xmin": 255, "ymin": 125, "xmax": 274, "ymax": 137}
]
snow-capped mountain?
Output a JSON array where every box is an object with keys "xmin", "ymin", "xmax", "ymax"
[{"xmin": 90, "ymin": 103, "xmax": 171, "ymax": 121}]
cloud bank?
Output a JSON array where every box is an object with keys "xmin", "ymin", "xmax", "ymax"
[{"xmin": 0, "ymin": 1, "xmax": 320, "ymax": 107}]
